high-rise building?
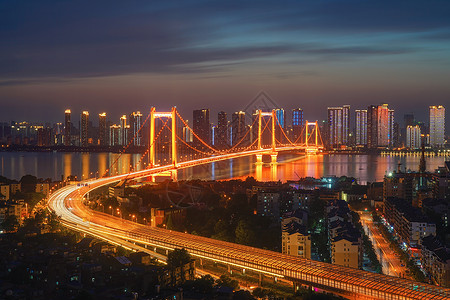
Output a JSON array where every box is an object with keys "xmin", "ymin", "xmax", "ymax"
[
  {"xmin": 388, "ymin": 109, "xmax": 395, "ymax": 147},
  {"xmin": 64, "ymin": 109, "xmax": 71, "ymax": 146},
  {"xmin": 231, "ymin": 111, "xmax": 246, "ymax": 146},
  {"xmin": 404, "ymin": 114, "xmax": 415, "ymax": 128},
  {"xmin": 342, "ymin": 105, "xmax": 350, "ymax": 144},
  {"xmin": 292, "ymin": 108, "xmax": 304, "ymax": 143},
  {"xmin": 377, "ymin": 104, "xmax": 389, "ymax": 147},
  {"xmin": 193, "ymin": 109, "xmax": 210, "ymax": 147},
  {"xmin": 367, "ymin": 104, "xmax": 393, "ymax": 148},
  {"xmin": 429, "ymin": 105, "xmax": 445, "ymax": 148},
  {"xmin": 327, "ymin": 105, "xmax": 350, "ymax": 146},
  {"xmin": 119, "ymin": 115, "xmax": 130, "ymax": 146},
  {"xmin": 355, "ymin": 109, "xmax": 367, "ymax": 146},
  {"xmin": 98, "ymin": 113, "xmax": 107, "ymax": 146},
  {"xmin": 130, "ymin": 111, "xmax": 143, "ymax": 146},
  {"xmin": 109, "ymin": 124, "xmax": 120, "ymax": 146},
  {"xmin": 216, "ymin": 111, "xmax": 228, "ymax": 148},
  {"xmin": 80, "ymin": 111, "xmax": 89, "ymax": 147},
  {"xmin": 275, "ymin": 109, "xmax": 285, "ymax": 129},
  {"xmin": 327, "ymin": 107, "xmax": 343, "ymax": 146},
  {"xmin": 406, "ymin": 125, "xmax": 421, "ymax": 149}
]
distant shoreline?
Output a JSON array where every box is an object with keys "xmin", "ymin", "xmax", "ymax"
[{"xmin": 0, "ymin": 145, "xmax": 147, "ymax": 154}]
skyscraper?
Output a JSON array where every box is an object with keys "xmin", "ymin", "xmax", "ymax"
[
  {"xmin": 406, "ymin": 125, "xmax": 421, "ymax": 149},
  {"xmin": 216, "ymin": 111, "xmax": 228, "ymax": 148},
  {"xmin": 98, "ymin": 112, "xmax": 107, "ymax": 146},
  {"xmin": 342, "ymin": 105, "xmax": 350, "ymax": 145},
  {"xmin": 275, "ymin": 109, "xmax": 285, "ymax": 129},
  {"xmin": 64, "ymin": 109, "xmax": 71, "ymax": 146},
  {"xmin": 292, "ymin": 108, "xmax": 304, "ymax": 143},
  {"xmin": 80, "ymin": 111, "xmax": 89, "ymax": 147},
  {"xmin": 367, "ymin": 104, "xmax": 392, "ymax": 148},
  {"xmin": 109, "ymin": 124, "xmax": 120, "ymax": 146},
  {"xmin": 388, "ymin": 109, "xmax": 395, "ymax": 147},
  {"xmin": 193, "ymin": 109, "xmax": 210, "ymax": 147},
  {"xmin": 327, "ymin": 105, "xmax": 350, "ymax": 147},
  {"xmin": 327, "ymin": 107, "xmax": 343, "ymax": 146},
  {"xmin": 130, "ymin": 111, "xmax": 143, "ymax": 146},
  {"xmin": 429, "ymin": 105, "xmax": 445, "ymax": 148},
  {"xmin": 231, "ymin": 111, "xmax": 246, "ymax": 146},
  {"xmin": 355, "ymin": 109, "xmax": 367, "ymax": 146},
  {"xmin": 119, "ymin": 115, "xmax": 129, "ymax": 146}
]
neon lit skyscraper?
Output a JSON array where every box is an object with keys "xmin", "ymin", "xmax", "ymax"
[{"xmin": 292, "ymin": 108, "xmax": 304, "ymax": 143}]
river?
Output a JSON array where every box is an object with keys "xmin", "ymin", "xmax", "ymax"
[{"xmin": 0, "ymin": 151, "xmax": 447, "ymax": 183}]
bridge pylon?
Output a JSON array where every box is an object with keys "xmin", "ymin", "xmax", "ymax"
[
  {"xmin": 305, "ymin": 120, "xmax": 321, "ymax": 153},
  {"xmin": 256, "ymin": 109, "xmax": 278, "ymax": 163},
  {"xmin": 149, "ymin": 107, "xmax": 177, "ymax": 168}
]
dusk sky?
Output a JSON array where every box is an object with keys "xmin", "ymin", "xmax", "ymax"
[{"xmin": 1, "ymin": 0, "xmax": 449, "ymax": 125}]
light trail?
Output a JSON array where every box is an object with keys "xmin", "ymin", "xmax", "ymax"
[{"xmin": 48, "ymin": 147, "xmax": 450, "ymax": 300}]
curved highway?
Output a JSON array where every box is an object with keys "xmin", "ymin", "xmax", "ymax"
[{"xmin": 48, "ymin": 148, "xmax": 450, "ymax": 300}]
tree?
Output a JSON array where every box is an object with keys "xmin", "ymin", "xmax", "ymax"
[
  {"xmin": 167, "ymin": 248, "xmax": 191, "ymax": 268},
  {"xmin": 1, "ymin": 215, "xmax": 19, "ymax": 232},
  {"xmin": 186, "ymin": 275, "xmax": 215, "ymax": 294},
  {"xmin": 19, "ymin": 175, "xmax": 37, "ymax": 193},
  {"xmin": 235, "ymin": 220, "xmax": 256, "ymax": 246},
  {"xmin": 233, "ymin": 290, "xmax": 255, "ymax": 300},
  {"xmin": 216, "ymin": 275, "xmax": 239, "ymax": 291},
  {"xmin": 166, "ymin": 214, "xmax": 175, "ymax": 230}
]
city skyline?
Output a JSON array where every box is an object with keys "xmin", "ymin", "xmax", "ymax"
[{"xmin": 1, "ymin": 1, "xmax": 450, "ymax": 123}]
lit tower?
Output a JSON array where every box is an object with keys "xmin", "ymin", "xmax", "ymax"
[
  {"xmin": 98, "ymin": 112, "xmax": 107, "ymax": 146},
  {"xmin": 193, "ymin": 109, "xmax": 210, "ymax": 148},
  {"xmin": 231, "ymin": 111, "xmax": 246, "ymax": 146},
  {"xmin": 130, "ymin": 111, "xmax": 143, "ymax": 146},
  {"xmin": 429, "ymin": 105, "xmax": 445, "ymax": 148},
  {"xmin": 355, "ymin": 109, "xmax": 367, "ymax": 146},
  {"xmin": 342, "ymin": 105, "xmax": 350, "ymax": 145},
  {"xmin": 64, "ymin": 109, "xmax": 71, "ymax": 146},
  {"xmin": 327, "ymin": 107, "xmax": 343, "ymax": 146},
  {"xmin": 216, "ymin": 111, "xmax": 228, "ymax": 148},
  {"xmin": 292, "ymin": 108, "xmax": 304, "ymax": 143},
  {"xmin": 80, "ymin": 111, "xmax": 89, "ymax": 147},
  {"xmin": 119, "ymin": 115, "xmax": 129, "ymax": 146}
]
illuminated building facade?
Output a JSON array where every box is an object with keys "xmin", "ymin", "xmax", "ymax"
[
  {"xmin": 292, "ymin": 108, "xmax": 304, "ymax": 143},
  {"xmin": 130, "ymin": 111, "xmax": 143, "ymax": 146},
  {"xmin": 429, "ymin": 105, "xmax": 445, "ymax": 148},
  {"xmin": 98, "ymin": 113, "xmax": 107, "ymax": 146},
  {"xmin": 80, "ymin": 111, "xmax": 89, "ymax": 147},
  {"xmin": 109, "ymin": 124, "xmax": 120, "ymax": 146},
  {"xmin": 193, "ymin": 109, "xmax": 210, "ymax": 147},
  {"xmin": 64, "ymin": 109, "xmax": 71, "ymax": 146},
  {"xmin": 216, "ymin": 111, "xmax": 228, "ymax": 148},
  {"xmin": 355, "ymin": 109, "xmax": 367, "ymax": 146},
  {"xmin": 231, "ymin": 111, "xmax": 245, "ymax": 146},
  {"xmin": 327, "ymin": 107, "xmax": 343, "ymax": 146},
  {"xmin": 406, "ymin": 125, "xmax": 421, "ymax": 149},
  {"xmin": 119, "ymin": 115, "xmax": 129, "ymax": 146},
  {"xmin": 367, "ymin": 104, "xmax": 394, "ymax": 148}
]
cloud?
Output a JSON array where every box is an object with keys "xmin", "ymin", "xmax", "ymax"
[{"xmin": 0, "ymin": 0, "xmax": 447, "ymax": 83}]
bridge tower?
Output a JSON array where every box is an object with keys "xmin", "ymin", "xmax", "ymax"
[
  {"xmin": 305, "ymin": 120, "xmax": 320, "ymax": 153},
  {"xmin": 256, "ymin": 109, "xmax": 277, "ymax": 163},
  {"xmin": 149, "ymin": 107, "xmax": 177, "ymax": 168}
]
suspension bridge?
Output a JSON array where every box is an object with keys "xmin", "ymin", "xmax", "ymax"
[{"xmin": 48, "ymin": 108, "xmax": 450, "ymax": 300}]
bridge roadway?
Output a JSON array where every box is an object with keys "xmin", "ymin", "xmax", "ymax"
[{"xmin": 48, "ymin": 147, "xmax": 450, "ymax": 300}]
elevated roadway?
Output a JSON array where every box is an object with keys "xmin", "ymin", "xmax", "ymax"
[{"xmin": 48, "ymin": 147, "xmax": 450, "ymax": 300}]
